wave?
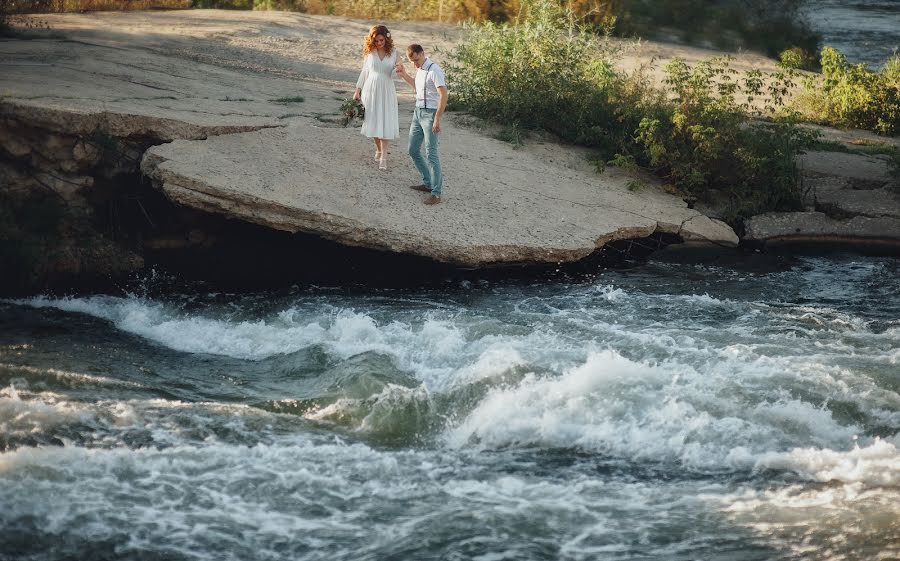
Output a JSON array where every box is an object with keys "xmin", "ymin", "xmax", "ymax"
[
  {"xmin": 443, "ymin": 350, "xmax": 893, "ymax": 473},
  {"xmin": 0, "ymin": 383, "xmax": 293, "ymax": 452},
  {"xmin": 6, "ymin": 296, "xmax": 569, "ymax": 391},
  {"xmin": 755, "ymin": 437, "xmax": 900, "ymax": 487},
  {"xmin": 12, "ymin": 295, "xmax": 328, "ymax": 361}
]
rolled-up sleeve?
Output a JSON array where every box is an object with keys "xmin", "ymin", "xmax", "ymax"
[{"xmin": 431, "ymin": 64, "xmax": 446, "ymax": 89}]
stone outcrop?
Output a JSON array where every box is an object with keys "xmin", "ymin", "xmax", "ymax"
[
  {"xmin": 7, "ymin": 10, "xmax": 897, "ymax": 290},
  {"xmin": 744, "ymin": 150, "xmax": 900, "ymax": 250},
  {"xmin": 140, "ymin": 116, "xmax": 738, "ymax": 267},
  {"xmin": 0, "ymin": 10, "xmax": 741, "ymax": 289}
]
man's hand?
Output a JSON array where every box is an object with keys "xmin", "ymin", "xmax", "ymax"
[
  {"xmin": 432, "ymin": 120, "xmax": 441, "ymax": 133},
  {"xmin": 395, "ymin": 62, "xmax": 407, "ymax": 76}
]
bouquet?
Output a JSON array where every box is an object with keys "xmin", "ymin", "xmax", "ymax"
[{"xmin": 340, "ymin": 98, "xmax": 365, "ymax": 126}]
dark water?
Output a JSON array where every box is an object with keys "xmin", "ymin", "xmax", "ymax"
[
  {"xmin": 1, "ymin": 254, "xmax": 899, "ymax": 560},
  {"xmin": 805, "ymin": 0, "xmax": 900, "ymax": 66}
]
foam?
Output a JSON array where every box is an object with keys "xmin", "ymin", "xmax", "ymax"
[
  {"xmin": 0, "ymin": 363, "xmax": 145, "ymax": 389},
  {"xmin": 452, "ymin": 347, "xmax": 526, "ymax": 385},
  {"xmin": 0, "ymin": 385, "xmax": 93, "ymax": 440},
  {"xmin": 443, "ymin": 349, "xmax": 880, "ymax": 472},
  {"xmin": 595, "ymin": 284, "xmax": 628, "ymax": 302},
  {"xmin": 9, "ymin": 275, "xmax": 898, "ymax": 474},
  {"xmin": 305, "ymin": 383, "xmax": 432, "ymax": 437},
  {"xmin": 14, "ymin": 295, "xmax": 327, "ymax": 360},
  {"xmin": 0, "ymin": 437, "xmax": 742, "ymax": 561},
  {"xmin": 755, "ymin": 438, "xmax": 900, "ymax": 487}
]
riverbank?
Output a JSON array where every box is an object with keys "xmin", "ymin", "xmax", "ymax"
[{"xmin": 1, "ymin": 10, "xmax": 897, "ymax": 294}]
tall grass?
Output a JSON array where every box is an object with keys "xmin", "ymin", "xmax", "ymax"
[
  {"xmin": 449, "ymin": 0, "xmax": 818, "ymax": 222},
  {"xmin": 58, "ymin": 0, "xmax": 190, "ymax": 9},
  {"xmin": 2, "ymin": 0, "xmax": 189, "ymax": 12},
  {"xmin": 1, "ymin": 0, "xmax": 187, "ymax": 35},
  {"xmin": 190, "ymin": 0, "xmax": 484, "ymax": 20}
]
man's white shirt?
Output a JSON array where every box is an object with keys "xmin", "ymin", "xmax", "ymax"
[{"xmin": 414, "ymin": 58, "xmax": 446, "ymax": 109}]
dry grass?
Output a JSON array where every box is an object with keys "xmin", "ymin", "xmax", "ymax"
[{"xmin": 57, "ymin": 0, "xmax": 190, "ymax": 10}]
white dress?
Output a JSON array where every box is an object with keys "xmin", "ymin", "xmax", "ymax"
[{"xmin": 356, "ymin": 51, "xmax": 400, "ymax": 140}]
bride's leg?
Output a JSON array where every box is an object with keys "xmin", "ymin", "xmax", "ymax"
[
  {"xmin": 373, "ymin": 138, "xmax": 382, "ymax": 160},
  {"xmin": 378, "ymin": 139, "xmax": 388, "ymax": 170}
]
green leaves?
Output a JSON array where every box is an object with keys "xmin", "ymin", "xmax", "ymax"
[
  {"xmin": 449, "ymin": 0, "xmax": 816, "ymax": 224},
  {"xmin": 803, "ymin": 47, "xmax": 900, "ymax": 135}
]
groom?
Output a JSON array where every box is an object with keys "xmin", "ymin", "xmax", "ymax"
[{"xmin": 395, "ymin": 44, "xmax": 448, "ymax": 205}]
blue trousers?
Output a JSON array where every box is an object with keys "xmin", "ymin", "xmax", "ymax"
[{"xmin": 408, "ymin": 107, "xmax": 442, "ymax": 197}]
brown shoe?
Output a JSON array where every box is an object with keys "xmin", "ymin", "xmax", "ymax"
[
  {"xmin": 424, "ymin": 195, "xmax": 441, "ymax": 205},
  {"xmin": 410, "ymin": 184, "xmax": 431, "ymax": 192}
]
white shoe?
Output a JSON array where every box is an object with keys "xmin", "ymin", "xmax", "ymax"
[{"xmin": 378, "ymin": 156, "xmax": 387, "ymax": 171}]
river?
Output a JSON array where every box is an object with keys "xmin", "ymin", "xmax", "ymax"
[
  {"xmin": 1, "ymin": 253, "xmax": 898, "ymax": 560},
  {"xmin": 804, "ymin": 0, "xmax": 900, "ymax": 65}
]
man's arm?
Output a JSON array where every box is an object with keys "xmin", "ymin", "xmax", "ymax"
[
  {"xmin": 395, "ymin": 64, "xmax": 415, "ymax": 88},
  {"xmin": 433, "ymin": 86, "xmax": 448, "ymax": 133}
]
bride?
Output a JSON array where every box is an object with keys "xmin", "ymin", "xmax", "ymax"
[{"xmin": 353, "ymin": 25, "xmax": 400, "ymax": 171}]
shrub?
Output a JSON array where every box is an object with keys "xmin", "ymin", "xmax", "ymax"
[
  {"xmin": 449, "ymin": 0, "xmax": 818, "ymax": 222},
  {"xmin": 634, "ymin": 57, "xmax": 816, "ymax": 218},
  {"xmin": 779, "ymin": 47, "xmax": 816, "ymax": 71},
  {"xmin": 800, "ymin": 47, "xmax": 900, "ymax": 135},
  {"xmin": 448, "ymin": 0, "xmax": 625, "ymax": 150}
]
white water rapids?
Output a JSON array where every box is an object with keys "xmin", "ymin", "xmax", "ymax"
[{"xmin": 1, "ymin": 255, "xmax": 898, "ymax": 560}]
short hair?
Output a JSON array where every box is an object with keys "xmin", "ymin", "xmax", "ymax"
[{"xmin": 406, "ymin": 44, "xmax": 424, "ymax": 55}]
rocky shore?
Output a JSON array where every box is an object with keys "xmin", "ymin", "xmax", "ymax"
[{"xmin": 1, "ymin": 10, "xmax": 896, "ymax": 292}]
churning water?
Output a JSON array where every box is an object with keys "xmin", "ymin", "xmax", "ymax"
[{"xmin": 1, "ymin": 254, "xmax": 899, "ymax": 560}]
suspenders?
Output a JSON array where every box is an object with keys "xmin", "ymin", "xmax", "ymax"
[{"xmin": 419, "ymin": 61, "xmax": 434, "ymax": 109}]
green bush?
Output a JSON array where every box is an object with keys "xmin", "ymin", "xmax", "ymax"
[
  {"xmin": 635, "ymin": 57, "xmax": 816, "ymax": 218},
  {"xmin": 800, "ymin": 47, "xmax": 900, "ymax": 135},
  {"xmin": 779, "ymin": 46, "xmax": 816, "ymax": 70},
  {"xmin": 449, "ymin": 0, "xmax": 817, "ymax": 222},
  {"xmin": 448, "ymin": 1, "xmax": 622, "ymax": 147}
]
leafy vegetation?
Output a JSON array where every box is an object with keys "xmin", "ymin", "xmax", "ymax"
[
  {"xmin": 449, "ymin": 0, "xmax": 819, "ymax": 222},
  {"xmin": 779, "ymin": 47, "xmax": 816, "ymax": 71},
  {"xmin": 796, "ymin": 48, "xmax": 900, "ymax": 136}
]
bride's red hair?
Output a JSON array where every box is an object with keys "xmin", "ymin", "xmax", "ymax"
[{"xmin": 363, "ymin": 25, "xmax": 394, "ymax": 56}]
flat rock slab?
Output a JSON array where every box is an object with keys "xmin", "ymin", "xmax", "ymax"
[
  {"xmin": 4, "ymin": 11, "xmax": 743, "ymax": 268},
  {"xmin": 744, "ymin": 211, "xmax": 900, "ymax": 247},
  {"xmin": 801, "ymin": 151, "xmax": 894, "ymax": 183},
  {"xmin": 142, "ymin": 115, "xmax": 737, "ymax": 267},
  {"xmin": 746, "ymin": 151, "xmax": 900, "ymax": 248}
]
